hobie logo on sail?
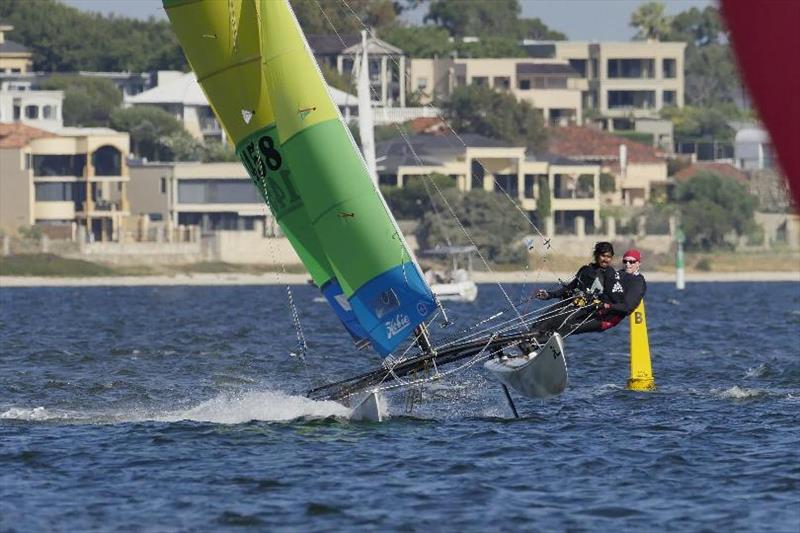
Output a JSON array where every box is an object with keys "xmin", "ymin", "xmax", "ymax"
[{"xmin": 385, "ymin": 314, "xmax": 410, "ymax": 339}]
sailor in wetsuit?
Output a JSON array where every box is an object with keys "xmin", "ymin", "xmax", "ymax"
[
  {"xmin": 596, "ymin": 248, "xmax": 647, "ymax": 328},
  {"xmin": 528, "ymin": 241, "xmax": 622, "ymax": 340}
]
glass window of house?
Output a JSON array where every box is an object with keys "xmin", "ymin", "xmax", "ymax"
[
  {"xmin": 518, "ymin": 79, "xmax": 531, "ymax": 90},
  {"xmin": 663, "ymin": 58, "xmax": 677, "ymax": 78},
  {"xmin": 25, "ymin": 105, "xmax": 39, "ymax": 119},
  {"xmin": 493, "ymin": 77, "xmax": 510, "ymax": 90},
  {"xmin": 43, "ymin": 105, "xmax": 52, "ymax": 119},
  {"xmin": 471, "ymin": 77, "xmax": 488, "ymax": 87},
  {"xmin": 416, "ymin": 77, "xmax": 428, "ymax": 90},
  {"xmin": 663, "ymin": 90, "xmax": 677, "ymax": 106}
]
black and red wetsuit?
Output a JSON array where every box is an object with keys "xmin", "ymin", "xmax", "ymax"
[{"xmin": 532, "ymin": 267, "xmax": 646, "ymax": 339}]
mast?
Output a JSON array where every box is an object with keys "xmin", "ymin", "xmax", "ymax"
[{"xmin": 357, "ymin": 30, "xmax": 378, "ymax": 184}]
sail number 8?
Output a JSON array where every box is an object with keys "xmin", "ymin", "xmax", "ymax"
[{"xmin": 238, "ymin": 133, "xmax": 302, "ymax": 218}]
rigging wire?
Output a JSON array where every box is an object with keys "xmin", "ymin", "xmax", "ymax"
[{"xmin": 327, "ymin": 0, "xmax": 569, "ymax": 328}]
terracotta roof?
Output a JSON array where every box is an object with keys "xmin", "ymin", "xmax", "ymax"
[
  {"xmin": 673, "ymin": 162, "xmax": 749, "ymax": 183},
  {"xmin": 547, "ymin": 126, "xmax": 665, "ymax": 164},
  {"xmin": 407, "ymin": 117, "xmax": 448, "ymax": 134},
  {"xmin": 0, "ymin": 123, "xmax": 54, "ymax": 148}
]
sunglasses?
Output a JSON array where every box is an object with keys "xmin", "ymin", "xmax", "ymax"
[{"xmin": 622, "ymin": 259, "xmax": 638, "ymax": 264}]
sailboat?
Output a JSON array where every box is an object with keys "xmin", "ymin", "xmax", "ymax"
[{"xmin": 164, "ymin": 0, "xmax": 569, "ymax": 420}]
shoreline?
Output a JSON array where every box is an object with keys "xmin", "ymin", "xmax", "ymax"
[{"xmin": 1, "ymin": 271, "xmax": 798, "ymax": 287}]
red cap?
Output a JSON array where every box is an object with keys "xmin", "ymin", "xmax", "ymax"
[{"xmin": 623, "ymin": 249, "xmax": 641, "ymax": 262}]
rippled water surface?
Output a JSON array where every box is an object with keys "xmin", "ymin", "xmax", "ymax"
[{"xmin": 1, "ymin": 282, "xmax": 799, "ymax": 531}]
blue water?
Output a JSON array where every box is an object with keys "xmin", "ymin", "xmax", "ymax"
[{"xmin": 1, "ymin": 282, "xmax": 799, "ymax": 531}]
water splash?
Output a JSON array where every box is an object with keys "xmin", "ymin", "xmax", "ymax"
[
  {"xmin": 155, "ymin": 390, "xmax": 351, "ymax": 424},
  {"xmin": 1, "ymin": 390, "xmax": 354, "ymax": 425},
  {"xmin": 713, "ymin": 385, "xmax": 767, "ymax": 400}
]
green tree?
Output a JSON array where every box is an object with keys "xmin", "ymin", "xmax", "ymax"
[
  {"xmin": 630, "ymin": 2, "xmax": 672, "ymax": 40},
  {"xmin": 516, "ymin": 18, "xmax": 567, "ymax": 40},
  {"xmin": 536, "ymin": 177, "xmax": 551, "ymax": 219},
  {"xmin": 291, "ymin": 0, "xmax": 400, "ymax": 33},
  {"xmin": 0, "ymin": 0, "xmax": 185, "ymax": 71},
  {"xmin": 441, "ymin": 85, "xmax": 547, "ymax": 152},
  {"xmin": 380, "ymin": 26, "xmax": 453, "ymax": 58},
  {"xmin": 382, "ymin": 173, "xmax": 457, "ymax": 220},
  {"xmin": 676, "ymin": 172, "xmax": 757, "ymax": 250},
  {"xmin": 455, "ymin": 37, "xmax": 527, "ymax": 59},
  {"xmin": 424, "ymin": 0, "xmax": 564, "ymax": 41},
  {"xmin": 319, "ymin": 63, "xmax": 353, "ymax": 93},
  {"xmin": 416, "ymin": 188, "xmax": 529, "ymax": 264},
  {"xmin": 41, "ymin": 76, "xmax": 122, "ymax": 127},
  {"xmin": 660, "ymin": 104, "xmax": 745, "ymax": 142},
  {"xmin": 666, "ymin": 6, "xmax": 739, "ymax": 106},
  {"xmin": 109, "ymin": 106, "xmax": 199, "ymax": 162},
  {"xmin": 202, "ymin": 141, "xmax": 239, "ymax": 163}
]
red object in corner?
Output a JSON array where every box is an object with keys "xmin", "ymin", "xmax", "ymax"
[{"xmin": 721, "ymin": 0, "xmax": 800, "ymax": 207}]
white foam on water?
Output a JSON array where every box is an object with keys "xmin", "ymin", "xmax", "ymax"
[
  {"xmin": 154, "ymin": 389, "xmax": 352, "ymax": 424},
  {"xmin": 744, "ymin": 363, "xmax": 769, "ymax": 378},
  {"xmin": 1, "ymin": 390, "xmax": 354, "ymax": 425},
  {"xmin": 1, "ymin": 406, "xmax": 55, "ymax": 421},
  {"xmin": 713, "ymin": 385, "xmax": 767, "ymax": 400}
]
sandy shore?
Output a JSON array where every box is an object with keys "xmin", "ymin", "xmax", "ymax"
[{"xmin": 1, "ymin": 270, "xmax": 798, "ymax": 287}]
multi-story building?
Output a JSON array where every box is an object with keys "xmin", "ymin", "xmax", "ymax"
[
  {"xmin": 547, "ymin": 126, "xmax": 669, "ymax": 206},
  {"xmin": 0, "ymin": 24, "xmax": 32, "ymax": 75},
  {"xmin": 0, "ymin": 123, "xmax": 131, "ymax": 240},
  {"xmin": 408, "ymin": 39, "xmax": 686, "ymax": 128},
  {"xmin": 376, "ymin": 133, "xmax": 601, "ymax": 232},
  {"xmin": 0, "ymin": 79, "xmax": 64, "ymax": 131},
  {"xmin": 128, "ymin": 161, "xmax": 271, "ymax": 233}
]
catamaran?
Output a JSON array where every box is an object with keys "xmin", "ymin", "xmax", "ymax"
[{"xmin": 164, "ymin": 0, "xmax": 578, "ymax": 420}]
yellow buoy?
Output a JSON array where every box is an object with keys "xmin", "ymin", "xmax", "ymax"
[{"xmin": 628, "ymin": 300, "xmax": 656, "ymax": 391}]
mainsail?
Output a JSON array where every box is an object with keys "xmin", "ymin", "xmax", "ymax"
[
  {"xmin": 163, "ymin": 0, "xmax": 368, "ymax": 343},
  {"xmin": 258, "ymin": 0, "xmax": 436, "ymax": 354}
]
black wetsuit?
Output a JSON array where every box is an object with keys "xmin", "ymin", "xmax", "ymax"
[
  {"xmin": 607, "ymin": 270, "xmax": 647, "ymax": 317},
  {"xmin": 530, "ymin": 263, "xmax": 621, "ymax": 339}
]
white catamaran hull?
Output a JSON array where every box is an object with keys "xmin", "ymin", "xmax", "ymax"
[
  {"xmin": 431, "ymin": 281, "xmax": 478, "ymax": 302},
  {"xmin": 349, "ymin": 391, "xmax": 386, "ymax": 422},
  {"xmin": 483, "ymin": 333, "xmax": 568, "ymax": 399}
]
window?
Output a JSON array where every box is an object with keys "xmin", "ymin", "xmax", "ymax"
[
  {"xmin": 13, "ymin": 105, "xmax": 20, "ymax": 120},
  {"xmin": 160, "ymin": 177, "xmax": 167, "ymax": 194},
  {"xmin": 546, "ymin": 76, "xmax": 567, "ymax": 89},
  {"xmin": 32, "ymin": 154, "xmax": 87, "ymax": 177},
  {"xmin": 92, "ymin": 145, "xmax": 122, "ymax": 176},
  {"xmin": 416, "ymin": 77, "xmax": 428, "ymax": 90},
  {"xmin": 494, "ymin": 175, "xmax": 518, "ymax": 197},
  {"xmin": 177, "ymin": 179, "xmax": 262, "ymax": 204},
  {"xmin": 663, "ymin": 90, "xmax": 676, "ymax": 106},
  {"xmin": 24, "ymin": 105, "xmax": 39, "ymax": 119},
  {"xmin": 471, "ymin": 76, "xmax": 488, "ymax": 87},
  {"xmin": 378, "ymin": 174, "xmax": 397, "ymax": 187},
  {"xmin": 518, "ymin": 79, "xmax": 531, "ymax": 90},
  {"xmin": 471, "ymin": 160, "xmax": 484, "ymax": 190},
  {"xmin": 662, "ymin": 58, "xmax": 677, "ymax": 78},
  {"xmin": 493, "ymin": 76, "xmax": 510, "ymax": 90},
  {"xmin": 607, "ymin": 58, "xmax": 655, "ymax": 79},
  {"xmin": 568, "ymin": 59, "xmax": 587, "ymax": 78},
  {"xmin": 148, "ymin": 213, "xmax": 163, "ymax": 221},
  {"xmin": 524, "ymin": 175, "xmax": 537, "ymax": 199},
  {"xmin": 607, "ymin": 90, "xmax": 656, "ymax": 109},
  {"xmin": 42, "ymin": 105, "xmax": 53, "ymax": 119}
]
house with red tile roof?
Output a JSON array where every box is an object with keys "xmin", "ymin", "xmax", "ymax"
[
  {"xmin": 547, "ymin": 126, "xmax": 669, "ymax": 206},
  {"xmin": 0, "ymin": 122, "xmax": 130, "ymax": 240}
]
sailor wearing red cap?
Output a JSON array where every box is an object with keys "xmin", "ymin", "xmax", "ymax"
[{"xmin": 595, "ymin": 249, "xmax": 647, "ymax": 330}]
